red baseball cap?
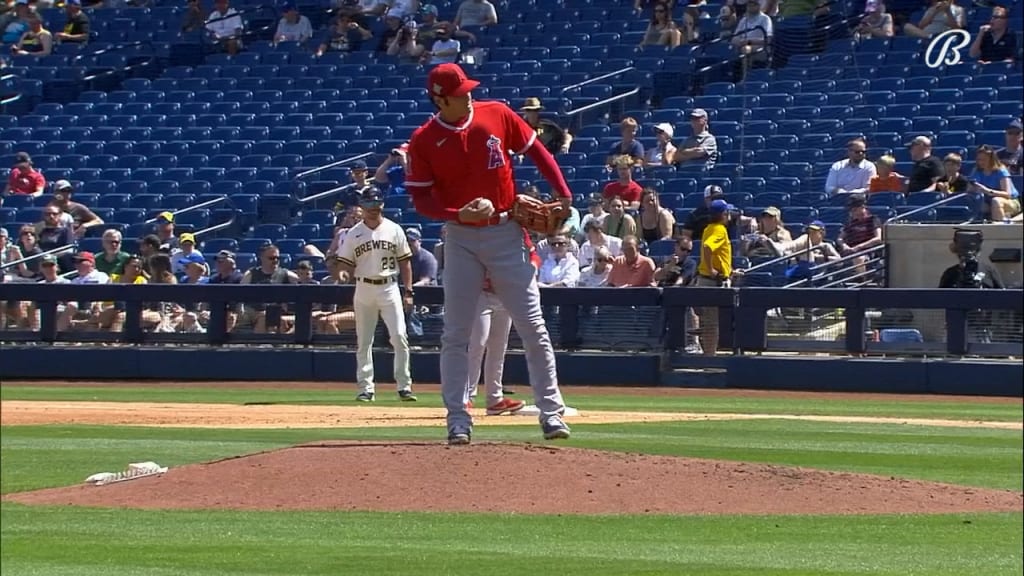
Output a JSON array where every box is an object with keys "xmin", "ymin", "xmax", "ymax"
[
  {"xmin": 73, "ymin": 251, "xmax": 95, "ymax": 264},
  {"xmin": 427, "ymin": 63, "xmax": 479, "ymax": 98}
]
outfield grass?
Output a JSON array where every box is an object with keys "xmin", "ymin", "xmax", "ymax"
[
  {"xmin": 2, "ymin": 504, "xmax": 1020, "ymax": 576},
  {"xmin": 2, "ymin": 389, "xmax": 1021, "ymax": 575},
  {"xmin": 3, "ymin": 385, "xmax": 1021, "ymax": 421}
]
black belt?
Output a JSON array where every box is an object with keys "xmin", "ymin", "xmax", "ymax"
[{"xmin": 357, "ymin": 277, "xmax": 395, "ymax": 285}]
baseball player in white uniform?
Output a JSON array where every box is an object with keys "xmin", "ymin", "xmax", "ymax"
[
  {"xmin": 336, "ymin": 187, "xmax": 417, "ymax": 402},
  {"xmin": 466, "ymin": 285, "xmax": 525, "ymax": 415}
]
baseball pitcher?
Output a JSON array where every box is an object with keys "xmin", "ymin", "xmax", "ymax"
[{"xmin": 336, "ymin": 187, "xmax": 417, "ymax": 402}]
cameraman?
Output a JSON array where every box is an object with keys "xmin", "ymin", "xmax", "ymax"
[{"xmin": 938, "ymin": 230, "xmax": 1004, "ymax": 289}]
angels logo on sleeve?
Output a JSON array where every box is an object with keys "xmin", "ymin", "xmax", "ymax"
[{"xmin": 486, "ymin": 135, "xmax": 505, "ymax": 169}]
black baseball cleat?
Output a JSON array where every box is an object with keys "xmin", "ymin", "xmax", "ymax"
[
  {"xmin": 355, "ymin": 392, "xmax": 375, "ymax": 402},
  {"xmin": 398, "ymin": 389, "xmax": 417, "ymax": 402}
]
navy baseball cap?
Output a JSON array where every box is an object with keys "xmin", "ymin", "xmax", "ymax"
[
  {"xmin": 710, "ymin": 199, "xmax": 733, "ymax": 213},
  {"xmin": 350, "ymin": 160, "xmax": 368, "ymax": 170},
  {"xmin": 282, "ymin": 1, "xmax": 296, "ymax": 10},
  {"xmin": 359, "ymin": 187, "xmax": 384, "ymax": 205}
]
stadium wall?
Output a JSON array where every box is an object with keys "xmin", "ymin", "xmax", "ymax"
[
  {"xmin": 886, "ymin": 224, "xmax": 1024, "ymax": 289},
  {"xmin": 1, "ymin": 347, "xmax": 1020, "ymax": 397}
]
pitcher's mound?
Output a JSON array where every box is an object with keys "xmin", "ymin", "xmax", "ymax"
[{"xmin": 7, "ymin": 442, "xmax": 1022, "ymax": 515}]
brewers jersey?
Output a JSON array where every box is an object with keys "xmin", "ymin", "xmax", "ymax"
[{"xmin": 337, "ymin": 218, "xmax": 412, "ymax": 279}]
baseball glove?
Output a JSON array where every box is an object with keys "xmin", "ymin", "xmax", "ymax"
[{"xmin": 511, "ymin": 195, "xmax": 569, "ymax": 236}]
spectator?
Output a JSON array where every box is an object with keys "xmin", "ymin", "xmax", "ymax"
[
  {"xmin": 825, "ymin": 138, "xmax": 876, "ymax": 196},
  {"xmin": 334, "ymin": 160, "xmax": 373, "ymax": 209},
  {"xmin": 25, "ymin": 254, "xmax": 69, "ymax": 331},
  {"xmin": 644, "ymin": 122, "xmax": 677, "ymax": 167},
  {"xmin": 743, "ymin": 206, "xmax": 791, "ymax": 258},
  {"xmin": 376, "ymin": 13, "xmax": 404, "ymax": 52},
  {"xmin": 771, "ymin": 221, "xmax": 841, "ymax": 265},
  {"xmin": 145, "ymin": 253, "xmax": 179, "ymax": 333},
  {"xmin": 535, "ymin": 226, "xmax": 580, "ymax": 262},
  {"xmin": 316, "ymin": 12, "xmax": 372, "ymax": 55},
  {"xmin": 59, "ymin": 252, "xmax": 110, "ymax": 332},
  {"xmin": 936, "ymin": 153, "xmax": 970, "ymax": 194},
  {"xmin": 680, "ymin": 11, "xmax": 699, "ymax": 44},
  {"xmin": 316, "ymin": 257, "xmax": 357, "ymax": 334},
  {"xmin": 55, "ymin": 0, "xmax": 89, "ymax": 44},
  {"xmin": 680, "ymin": 184, "xmax": 729, "ymax": 240},
  {"xmin": 51, "ymin": 180, "xmax": 103, "ymax": 238},
  {"xmin": 654, "ymin": 236, "xmax": 697, "ymax": 287},
  {"xmin": 307, "ymin": 204, "xmax": 364, "ymax": 260},
  {"xmin": 868, "ymin": 155, "xmax": 906, "ymax": 193},
  {"xmin": 418, "ymin": 6, "xmax": 475, "ymax": 46},
  {"xmin": 1, "ymin": 226, "xmax": 17, "ymax": 273},
  {"xmin": 406, "ymin": 227, "xmax": 437, "ymax": 285},
  {"xmin": 96, "ymin": 254, "xmax": 148, "ymax": 333},
  {"xmin": 579, "ymin": 194, "xmax": 609, "ymax": 235},
  {"xmin": 672, "ymin": 109, "xmax": 718, "ymax": 169},
  {"xmin": 5, "ymin": 152, "xmax": 45, "ymax": 197},
  {"xmin": 275, "ymin": 2, "xmax": 312, "ymax": 45},
  {"xmin": 730, "ymin": 0, "xmax": 773, "ymax": 65},
  {"xmin": 520, "ymin": 98, "xmax": 572, "ymax": 155},
  {"xmin": 95, "ymin": 229, "xmax": 130, "ymax": 276},
  {"xmin": 606, "ymin": 117, "xmax": 644, "ymax": 166},
  {"xmin": 1, "ymin": 0, "xmax": 29, "ymax": 45},
  {"xmin": 603, "ymin": 196, "xmax": 638, "ymax": 239},
  {"xmin": 35, "ymin": 206, "xmax": 73, "ymax": 260},
  {"xmin": 641, "ymin": 1, "xmax": 682, "ymax": 48},
  {"xmin": 138, "ymin": 234, "xmax": 162, "ymax": 276},
  {"xmin": 171, "ymin": 232, "xmax": 204, "ymax": 278},
  {"xmin": 854, "ymin": 0, "xmax": 894, "ymax": 39},
  {"xmin": 578, "ymin": 246, "xmax": 613, "ymax": 287},
  {"xmin": 181, "ymin": 0, "xmax": 206, "ymax": 32},
  {"xmin": 154, "ymin": 211, "xmax": 178, "ymax": 251},
  {"xmin": 454, "ymin": 0, "xmax": 497, "ymax": 27},
  {"xmin": 972, "ymin": 145, "xmax": 1021, "ymax": 222},
  {"xmin": 386, "ymin": 0, "xmax": 420, "ymax": 19},
  {"xmin": 717, "ymin": 4, "xmax": 737, "ymax": 38},
  {"xmin": 997, "ymin": 119, "xmax": 1021, "ymax": 176},
  {"xmin": 904, "ymin": 0, "xmax": 964, "ymax": 39},
  {"xmin": 836, "ymin": 195, "xmax": 882, "ymax": 258},
  {"xmin": 208, "ymin": 250, "xmax": 242, "ymax": 331},
  {"xmin": 8, "ymin": 224, "xmax": 40, "ymax": 281},
  {"xmin": 603, "ymin": 155, "xmax": 643, "ymax": 208},
  {"xmin": 11, "ymin": 13, "xmax": 52, "ymax": 56},
  {"xmin": 294, "ymin": 261, "xmax": 318, "ymax": 286},
  {"xmin": 426, "ymin": 22, "xmax": 460, "ymax": 64},
  {"xmin": 538, "ymin": 234, "xmax": 580, "ymax": 287},
  {"xmin": 637, "ymin": 188, "xmax": 676, "ymax": 243},
  {"xmin": 608, "ymin": 235, "xmax": 656, "ymax": 287},
  {"xmin": 354, "ymin": 0, "xmax": 389, "ymax": 18},
  {"xmin": 635, "ymin": 0, "xmax": 676, "ymax": 11},
  {"xmin": 375, "ymin": 143, "xmax": 408, "ymax": 194},
  {"xmin": 388, "ymin": 20, "xmax": 425, "ymax": 61},
  {"xmin": 206, "ymin": 0, "xmax": 243, "ymax": 55},
  {"xmin": 905, "ymin": 136, "xmax": 944, "ymax": 193},
  {"xmin": 578, "ymin": 220, "xmax": 623, "ymax": 268},
  {"xmin": 239, "ymin": 245, "xmax": 298, "ymax": 333}
]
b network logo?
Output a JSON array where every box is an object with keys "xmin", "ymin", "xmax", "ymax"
[{"xmin": 924, "ymin": 29, "xmax": 972, "ymax": 68}]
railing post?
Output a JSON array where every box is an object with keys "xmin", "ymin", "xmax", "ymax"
[
  {"xmin": 123, "ymin": 300, "xmax": 144, "ymax": 344},
  {"xmin": 292, "ymin": 300, "xmax": 314, "ymax": 346},
  {"xmin": 732, "ymin": 303, "xmax": 765, "ymax": 352},
  {"xmin": 844, "ymin": 306, "xmax": 866, "ymax": 354},
  {"xmin": 207, "ymin": 301, "xmax": 229, "ymax": 345},
  {"xmin": 945, "ymin": 309, "xmax": 969, "ymax": 355},
  {"xmin": 38, "ymin": 301, "xmax": 58, "ymax": 342},
  {"xmin": 663, "ymin": 293, "xmax": 686, "ymax": 350}
]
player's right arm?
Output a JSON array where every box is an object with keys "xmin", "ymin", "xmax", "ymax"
[
  {"xmin": 406, "ymin": 129, "xmax": 464, "ymax": 221},
  {"xmin": 336, "ymin": 231, "xmax": 358, "ymax": 282}
]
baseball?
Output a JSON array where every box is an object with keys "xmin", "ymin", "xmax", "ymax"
[{"xmin": 476, "ymin": 198, "xmax": 493, "ymax": 211}]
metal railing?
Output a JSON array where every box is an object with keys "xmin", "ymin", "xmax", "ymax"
[
  {"xmin": 143, "ymin": 196, "xmax": 228, "ymax": 225},
  {"xmin": 559, "ymin": 66, "xmax": 639, "ymax": 131},
  {"xmin": 888, "ymin": 193, "xmax": 975, "ymax": 224},
  {"xmin": 783, "ymin": 243, "xmax": 887, "ymax": 288},
  {"xmin": 0, "ymin": 243, "xmax": 76, "ymax": 272},
  {"xmin": 198, "ymin": 5, "xmax": 280, "ymax": 52},
  {"xmin": 294, "ymin": 152, "xmax": 375, "ymax": 182}
]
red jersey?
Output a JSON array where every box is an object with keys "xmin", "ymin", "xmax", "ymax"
[
  {"xmin": 8, "ymin": 167, "xmax": 45, "ymax": 195},
  {"xmin": 407, "ymin": 100, "xmax": 537, "ymax": 220},
  {"xmin": 603, "ymin": 180, "xmax": 643, "ymax": 204}
]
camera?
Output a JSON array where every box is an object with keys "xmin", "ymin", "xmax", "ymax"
[{"xmin": 952, "ymin": 228, "xmax": 985, "ymax": 288}]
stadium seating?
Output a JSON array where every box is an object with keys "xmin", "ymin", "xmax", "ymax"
[{"xmin": 0, "ymin": 0, "xmax": 1021, "ymax": 281}]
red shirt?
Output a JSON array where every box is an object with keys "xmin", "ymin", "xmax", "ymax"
[
  {"xmin": 603, "ymin": 180, "xmax": 643, "ymax": 204},
  {"xmin": 407, "ymin": 101, "xmax": 537, "ymax": 220},
  {"xmin": 7, "ymin": 167, "xmax": 45, "ymax": 195}
]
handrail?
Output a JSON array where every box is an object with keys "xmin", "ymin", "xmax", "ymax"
[
  {"xmin": 563, "ymin": 87, "xmax": 641, "ymax": 118},
  {"xmin": 783, "ymin": 244, "xmax": 886, "ymax": 288},
  {"xmin": 0, "ymin": 243, "xmax": 76, "ymax": 271},
  {"xmin": 741, "ymin": 237, "xmax": 827, "ymax": 275},
  {"xmin": 294, "ymin": 152, "xmax": 375, "ymax": 181},
  {"xmin": 888, "ymin": 193, "xmax": 973, "ymax": 224},
  {"xmin": 143, "ymin": 196, "xmax": 227, "ymax": 225},
  {"xmin": 299, "ymin": 182, "xmax": 372, "ymax": 205},
  {"xmin": 200, "ymin": 5, "xmax": 279, "ymax": 45},
  {"xmin": 560, "ymin": 66, "xmax": 635, "ymax": 94},
  {"xmin": 193, "ymin": 214, "xmax": 236, "ymax": 239}
]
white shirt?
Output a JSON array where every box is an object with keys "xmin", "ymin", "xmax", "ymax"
[
  {"xmin": 206, "ymin": 8, "xmax": 243, "ymax": 39},
  {"xmin": 734, "ymin": 12, "xmax": 773, "ymax": 43},
  {"xmin": 580, "ymin": 212, "xmax": 608, "ymax": 234},
  {"xmin": 275, "ymin": 15, "xmax": 312, "ymax": 42},
  {"xmin": 578, "ymin": 265, "xmax": 610, "ymax": 287},
  {"xmin": 578, "ymin": 235, "xmax": 622, "ymax": 268},
  {"xmin": 429, "ymin": 38, "xmax": 461, "ymax": 64},
  {"xmin": 539, "ymin": 253, "xmax": 580, "ymax": 287},
  {"xmin": 72, "ymin": 269, "xmax": 110, "ymax": 284},
  {"xmin": 455, "ymin": 0, "xmax": 497, "ymax": 26},
  {"xmin": 825, "ymin": 159, "xmax": 876, "ymax": 195},
  {"xmin": 337, "ymin": 218, "xmax": 411, "ymax": 280}
]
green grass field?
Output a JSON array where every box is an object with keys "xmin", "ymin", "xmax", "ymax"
[{"xmin": 2, "ymin": 385, "xmax": 1022, "ymax": 575}]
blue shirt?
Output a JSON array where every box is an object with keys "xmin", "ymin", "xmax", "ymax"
[
  {"xmin": 608, "ymin": 139, "xmax": 644, "ymax": 161},
  {"xmin": 386, "ymin": 164, "xmax": 406, "ymax": 194},
  {"xmin": 972, "ymin": 167, "xmax": 1018, "ymax": 204}
]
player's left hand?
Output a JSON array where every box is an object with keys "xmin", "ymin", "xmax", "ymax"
[
  {"xmin": 558, "ymin": 195, "xmax": 572, "ymax": 211},
  {"xmin": 459, "ymin": 198, "xmax": 495, "ymax": 223},
  {"xmin": 402, "ymin": 294, "xmax": 414, "ymax": 310}
]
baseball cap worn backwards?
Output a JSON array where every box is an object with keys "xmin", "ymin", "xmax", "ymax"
[
  {"xmin": 428, "ymin": 63, "xmax": 479, "ymax": 98},
  {"xmin": 703, "ymin": 184, "xmax": 724, "ymax": 198},
  {"xmin": 710, "ymin": 199, "xmax": 734, "ymax": 213},
  {"xmin": 405, "ymin": 227, "xmax": 422, "ymax": 240}
]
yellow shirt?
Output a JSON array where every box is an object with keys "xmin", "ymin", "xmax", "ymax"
[
  {"xmin": 698, "ymin": 222, "xmax": 731, "ymax": 279},
  {"xmin": 104, "ymin": 275, "xmax": 147, "ymax": 306}
]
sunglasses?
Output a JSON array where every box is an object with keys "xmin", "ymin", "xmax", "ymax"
[
  {"xmin": 850, "ymin": 149, "xmax": 866, "ymax": 154},
  {"xmin": 551, "ymin": 241, "xmax": 567, "ymax": 246},
  {"xmin": 20, "ymin": 231, "xmax": 34, "ymax": 236},
  {"xmin": 266, "ymin": 255, "xmax": 280, "ymax": 261},
  {"xmin": 106, "ymin": 239, "xmax": 121, "ymax": 244},
  {"xmin": 45, "ymin": 212, "xmax": 59, "ymax": 216}
]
